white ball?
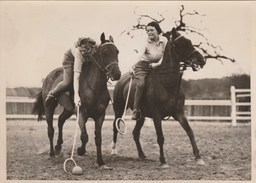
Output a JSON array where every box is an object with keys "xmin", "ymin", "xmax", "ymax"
[{"xmin": 72, "ymin": 166, "xmax": 83, "ymax": 175}]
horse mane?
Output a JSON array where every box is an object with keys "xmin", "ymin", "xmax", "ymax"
[{"xmin": 153, "ymin": 33, "xmax": 180, "ymax": 74}]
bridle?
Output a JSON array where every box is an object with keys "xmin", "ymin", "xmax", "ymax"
[
  {"xmin": 88, "ymin": 42, "xmax": 119, "ymax": 81},
  {"xmin": 170, "ymin": 35, "xmax": 200, "ymax": 72}
]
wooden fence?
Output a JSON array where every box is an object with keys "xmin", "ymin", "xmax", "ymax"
[
  {"xmin": 6, "ymin": 86, "xmax": 251, "ymax": 126},
  {"xmin": 230, "ymin": 86, "xmax": 251, "ymax": 126}
]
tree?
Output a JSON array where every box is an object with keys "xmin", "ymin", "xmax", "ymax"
[{"xmin": 121, "ymin": 5, "xmax": 235, "ymax": 63}]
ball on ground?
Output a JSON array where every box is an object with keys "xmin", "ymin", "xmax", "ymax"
[{"xmin": 72, "ymin": 166, "xmax": 83, "ymax": 175}]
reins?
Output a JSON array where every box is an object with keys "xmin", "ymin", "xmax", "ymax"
[
  {"xmin": 88, "ymin": 42, "xmax": 118, "ymax": 81},
  {"xmin": 86, "ymin": 42, "xmax": 118, "ymax": 104}
]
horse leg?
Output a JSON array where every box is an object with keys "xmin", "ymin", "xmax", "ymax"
[
  {"xmin": 94, "ymin": 114, "xmax": 110, "ymax": 169},
  {"xmin": 132, "ymin": 117, "xmax": 147, "ymax": 159},
  {"xmin": 152, "ymin": 115, "xmax": 169, "ymax": 168},
  {"xmin": 77, "ymin": 111, "xmax": 88, "ymax": 156},
  {"xmin": 111, "ymin": 108, "xmax": 125, "ymax": 155},
  {"xmin": 111, "ymin": 92, "xmax": 125, "ymax": 155},
  {"xmin": 111, "ymin": 117, "xmax": 119, "ymax": 155},
  {"xmin": 174, "ymin": 114, "xmax": 205, "ymax": 165},
  {"xmin": 55, "ymin": 109, "xmax": 73, "ymax": 155},
  {"xmin": 45, "ymin": 104, "xmax": 57, "ymax": 157}
]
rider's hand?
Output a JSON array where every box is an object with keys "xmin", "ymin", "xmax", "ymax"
[
  {"xmin": 150, "ymin": 63, "xmax": 158, "ymax": 69},
  {"xmin": 192, "ymin": 63, "xmax": 200, "ymax": 71},
  {"xmin": 129, "ymin": 67, "xmax": 135, "ymax": 75}
]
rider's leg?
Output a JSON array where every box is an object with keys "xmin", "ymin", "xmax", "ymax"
[
  {"xmin": 132, "ymin": 64, "xmax": 150, "ymax": 120},
  {"xmin": 45, "ymin": 67, "xmax": 73, "ymax": 104}
]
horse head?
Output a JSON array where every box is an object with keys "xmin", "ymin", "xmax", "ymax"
[
  {"xmin": 168, "ymin": 28, "xmax": 205, "ymax": 71},
  {"xmin": 95, "ymin": 33, "xmax": 121, "ymax": 81}
]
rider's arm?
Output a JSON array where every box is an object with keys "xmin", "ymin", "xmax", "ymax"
[
  {"xmin": 151, "ymin": 57, "xmax": 163, "ymax": 68},
  {"xmin": 150, "ymin": 36, "xmax": 168, "ymax": 69},
  {"xmin": 73, "ymin": 71, "xmax": 81, "ymax": 106},
  {"xmin": 71, "ymin": 46, "xmax": 84, "ymax": 106},
  {"xmin": 72, "ymin": 47, "xmax": 84, "ymax": 74}
]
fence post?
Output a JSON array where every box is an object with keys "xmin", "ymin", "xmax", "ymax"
[{"xmin": 230, "ymin": 86, "xmax": 236, "ymax": 126}]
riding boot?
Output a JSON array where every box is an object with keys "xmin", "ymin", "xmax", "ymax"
[
  {"xmin": 45, "ymin": 67, "xmax": 73, "ymax": 106},
  {"xmin": 45, "ymin": 80, "xmax": 70, "ymax": 106}
]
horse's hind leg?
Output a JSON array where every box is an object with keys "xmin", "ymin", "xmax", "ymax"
[
  {"xmin": 111, "ymin": 116, "xmax": 120, "ymax": 155},
  {"xmin": 112, "ymin": 114, "xmax": 124, "ymax": 155},
  {"xmin": 133, "ymin": 117, "xmax": 147, "ymax": 159},
  {"xmin": 111, "ymin": 98, "xmax": 125, "ymax": 155},
  {"xmin": 45, "ymin": 103, "xmax": 58, "ymax": 157},
  {"xmin": 55, "ymin": 109, "xmax": 73, "ymax": 155},
  {"xmin": 174, "ymin": 114, "xmax": 205, "ymax": 165}
]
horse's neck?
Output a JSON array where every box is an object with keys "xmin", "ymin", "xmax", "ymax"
[
  {"xmin": 81, "ymin": 59, "xmax": 107, "ymax": 92},
  {"xmin": 152, "ymin": 58, "xmax": 180, "ymax": 76},
  {"xmin": 157, "ymin": 43, "xmax": 180, "ymax": 72},
  {"xmin": 150, "ymin": 48, "xmax": 181, "ymax": 92}
]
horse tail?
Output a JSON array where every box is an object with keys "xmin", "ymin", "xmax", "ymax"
[{"xmin": 31, "ymin": 91, "xmax": 45, "ymax": 121}]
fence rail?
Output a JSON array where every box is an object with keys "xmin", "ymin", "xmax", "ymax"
[
  {"xmin": 230, "ymin": 86, "xmax": 251, "ymax": 126},
  {"xmin": 6, "ymin": 86, "xmax": 251, "ymax": 126}
]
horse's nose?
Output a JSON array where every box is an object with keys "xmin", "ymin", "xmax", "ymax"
[
  {"xmin": 115, "ymin": 70, "xmax": 121, "ymax": 80},
  {"xmin": 113, "ymin": 69, "xmax": 121, "ymax": 80}
]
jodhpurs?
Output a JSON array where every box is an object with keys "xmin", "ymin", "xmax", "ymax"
[{"xmin": 133, "ymin": 61, "xmax": 151, "ymax": 110}]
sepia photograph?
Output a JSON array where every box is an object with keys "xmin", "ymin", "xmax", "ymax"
[{"xmin": 0, "ymin": 1, "xmax": 255, "ymax": 182}]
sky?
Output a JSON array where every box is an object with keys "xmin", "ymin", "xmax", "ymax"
[{"xmin": 0, "ymin": 1, "xmax": 255, "ymax": 87}]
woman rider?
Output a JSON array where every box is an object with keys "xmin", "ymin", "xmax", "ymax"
[
  {"xmin": 132, "ymin": 21, "xmax": 168, "ymax": 120},
  {"xmin": 45, "ymin": 37, "xmax": 96, "ymax": 107}
]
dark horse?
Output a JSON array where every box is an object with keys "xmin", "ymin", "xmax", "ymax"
[
  {"xmin": 111, "ymin": 28, "xmax": 206, "ymax": 168},
  {"xmin": 32, "ymin": 33, "xmax": 121, "ymax": 168}
]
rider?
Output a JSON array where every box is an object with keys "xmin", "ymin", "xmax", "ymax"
[
  {"xmin": 45, "ymin": 37, "xmax": 97, "ymax": 107},
  {"xmin": 132, "ymin": 21, "xmax": 168, "ymax": 120}
]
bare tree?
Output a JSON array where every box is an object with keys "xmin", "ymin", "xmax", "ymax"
[{"xmin": 121, "ymin": 5, "xmax": 235, "ymax": 63}]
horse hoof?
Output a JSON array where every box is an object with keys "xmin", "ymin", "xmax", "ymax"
[
  {"xmin": 77, "ymin": 147, "xmax": 85, "ymax": 156},
  {"xmin": 49, "ymin": 151, "xmax": 55, "ymax": 157},
  {"xmin": 111, "ymin": 149, "xmax": 118, "ymax": 155},
  {"xmin": 196, "ymin": 158, "xmax": 205, "ymax": 165},
  {"xmin": 100, "ymin": 165, "xmax": 113, "ymax": 170},
  {"xmin": 139, "ymin": 154, "xmax": 147, "ymax": 160},
  {"xmin": 55, "ymin": 145, "xmax": 62, "ymax": 155},
  {"xmin": 159, "ymin": 163, "xmax": 169, "ymax": 169}
]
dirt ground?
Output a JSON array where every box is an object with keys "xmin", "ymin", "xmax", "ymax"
[{"xmin": 6, "ymin": 119, "xmax": 251, "ymax": 181}]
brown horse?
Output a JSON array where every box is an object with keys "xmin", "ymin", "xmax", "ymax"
[
  {"xmin": 32, "ymin": 33, "xmax": 121, "ymax": 168},
  {"xmin": 111, "ymin": 28, "xmax": 206, "ymax": 168}
]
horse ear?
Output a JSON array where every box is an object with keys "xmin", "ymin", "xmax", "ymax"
[
  {"xmin": 171, "ymin": 28, "xmax": 177, "ymax": 36},
  {"xmin": 100, "ymin": 33, "xmax": 106, "ymax": 43},
  {"xmin": 109, "ymin": 35, "xmax": 114, "ymax": 43},
  {"xmin": 171, "ymin": 27, "xmax": 180, "ymax": 40}
]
